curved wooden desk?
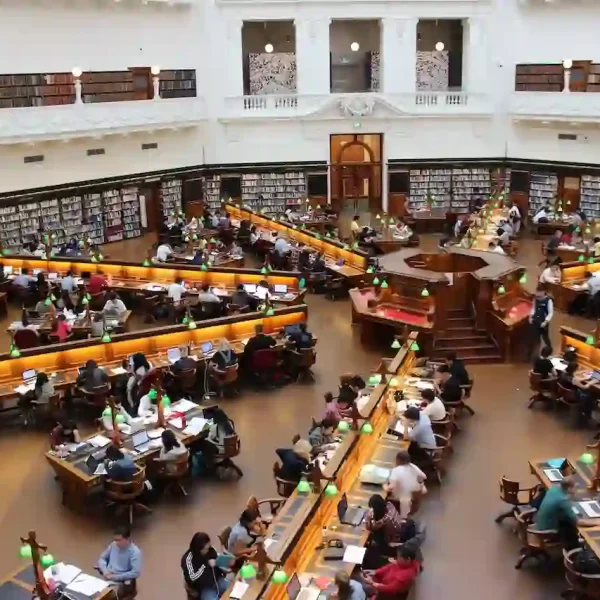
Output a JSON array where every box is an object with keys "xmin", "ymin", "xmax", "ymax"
[{"xmin": 550, "ymin": 257, "xmax": 600, "ymax": 311}]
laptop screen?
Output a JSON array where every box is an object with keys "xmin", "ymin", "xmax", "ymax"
[
  {"xmin": 201, "ymin": 341, "xmax": 214, "ymax": 355},
  {"xmin": 32, "ymin": 269, "xmax": 42, "ymax": 275},
  {"xmin": 48, "ymin": 273, "xmax": 59, "ymax": 280},
  {"xmin": 592, "ymin": 370, "xmax": 600, "ymax": 382},
  {"xmin": 243, "ymin": 284, "xmax": 257, "ymax": 294},
  {"xmin": 3, "ymin": 266, "xmax": 13, "ymax": 275},
  {"xmin": 132, "ymin": 430, "xmax": 149, "ymax": 447},
  {"xmin": 274, "ymin": 284, "xmax": 288, "ymax": 294},
  {"xmin": 23, "ymin": 369, "xmax": 37, "ymax": 381},
  {"xmin": 286, "ymin": 574, "xmax": 301, "ymax": 600},
  {"xmin": 167, "ymin": 348, "xmax": 181, "ymax": 363},
  {"xmin": 255, "ymin": 286, "xmax": 270, "ymax": 300},
  {"xmin": 85, "ymin": 455, "xmax": 99, "ymax": 471}
]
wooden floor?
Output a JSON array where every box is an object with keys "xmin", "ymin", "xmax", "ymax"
[{"xmin": 0, "ymin": 232, "xmax": 594, "ymax": 600}]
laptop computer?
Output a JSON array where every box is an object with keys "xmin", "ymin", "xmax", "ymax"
[
  {"xmin": 167, "ymin": 347, "xmax": 182, "ymax": 364},
  {"xmin": 3, "ymin": 265, "xmax": 13, "ymax": 275},
  {"xmin": 286, "ymin": 574, "xmax": 320, "ymax": 600},
  {"xmin": 22, "ymin": 369, "xmax": 37, "ymax": 385},
  {"xmin": 580, "ymin": 501, "xmax": 600, "ymax": 518},
  {"xmin": 85, "ymin": 454, "xmax": 107, "ymax": 475},
  {"xmin": 591, "ymin": 370, "xmax": 600, "ymax": 382},
  {"xmin": 543, "ymin": 458, "xmax": 569, "ymax": 482},
  {"xmin": 284, "ymin": 324, "xmax": 301, "ymax": 336},
  {"xmin": 48, "ymin": 272, "xmax": 59, "ymax": 280},
  {"xmin": 243, "ymin": 283, "xmax": 257, "ymax": 294},
  {"xmin": 201, "ymin": 341, "xmax": 214, "ymax": 356},
  {"xmin": 337, "ymin": 493, "xmax": 367, "ymax": 526},
  {"xmin": 274, "ymin": 284, "xmax": 288, "ymax": 294},
  {"xmin": 131, "ymin": 430, "xmax": 153, "ymax": 454},
  {"xmin": 32, "ymin": 269, "xmax": 42, "ymax": 276}
]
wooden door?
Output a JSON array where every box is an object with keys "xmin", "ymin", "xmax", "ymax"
[
  {"xmin": 561, "ymin": 175, "xmax": 581, "ymax": 212},
  {"xmin": 141, "ymin": 184, "xmax": 161, "ymax": 233}
]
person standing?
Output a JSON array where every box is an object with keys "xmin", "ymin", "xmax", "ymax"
[{"xmin": 529, "ymin": 285, "xmax": 554, "ymax": 355}]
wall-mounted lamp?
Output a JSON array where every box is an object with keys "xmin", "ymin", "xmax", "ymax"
[
  {"xmin": 71, "ymin": 67, "xmax": 83, "ymax": 104},
  {"xmin": 563, "ymin": 59, "xmax": 572, "ymax": 93},
  {"xmin": 151, "ymin": 65, "xmax": 161, "ymax": 100},
  {"xmin": 435, "ymin": 41, "xmax": 445, "ymax": 52},
  {"xmin": 265, "ymin": 43, "xmax": 274, "ymax": 53},
  {"xmin": 350, "ymin": 42, "xmax": 360, "ymax": 52}
]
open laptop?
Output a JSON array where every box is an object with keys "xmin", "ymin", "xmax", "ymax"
[
  {"xmin": 286, "ymin": 574, "xmax": 320, "ymax": 600},
  {"xmin": 543, "ymin": 458, "xmax": 569, "ymax": 482},
  {"xmin": 274, "ymin": 284, "xmax": 288, "ymax": 294},
  {"xmin": 3, "ymin": 265, "xmax": 13, "ymax": 275},
  {"xmin": 243, "ymin": 283, "xmax": 257, "ymax": 294},
  {"xmin": 22, "ymin": 369, "xmax": 37, "ymax": 386},
  {"xmin": 579, "ymin": 501, "xmax": 600, "ymax": 519},
  {"xmin": 167, "ymin": 347, "xmax": 182, "ymax": 364},
  {"xmin": 337, "ymin": 493, "xmax": 367, "ymax": 526},
  {"xmin": 48, "ymin": 272, "xmax": 59, "ymax": 280},
  {"xmin": 85, "ymin": 454, "xmax": 107, "ymax": 475},
  {"xmin": 32, "ymin": 269, "xmax": 42, "ymax": 276},
  {"xmin": 284, "ymin": 324, "xmax": 301, "ymax": 337},
  {"xmin": 591, "ymin": 370, "xmax": 600, "ymax": 383},
  {"xmin": 201, "ymin": 341, "xmax": 214, "ymax": 356},
  {"xmin": 131, "ymin": 430, "xmax": 153, "ymax": 454}
]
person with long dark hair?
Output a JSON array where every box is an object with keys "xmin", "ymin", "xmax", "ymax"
[
  {"xmin": 156, "ymin": 430, "xmax": 188, "ymax": 473},
  {"xmin": 181, "ymin": 532, "xmax": 228, "ymax": 600},
  {"xmin": 334, "ymin": 570, "xmax": 365, "ymax": 600}
]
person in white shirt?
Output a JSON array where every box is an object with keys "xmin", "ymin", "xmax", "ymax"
[
  {"xmin": 13, "ymin": 268, "xmax": 36, "ymax": 288},
  {"xmin": 102, "ymin": 401, "xmax": 133, "ymax": 432},
  {"xmin": 255, "ymin": 281, "xmax": 271, "ymax": 301},
  {"xmin": 500, "ymin": 220, "xmax": 514, "ymax": 236},
  {"xmin": 393, "ymin": 220, "xmax": 413, "ymax": 240},
  {"xmin": 488, "ymin": 241, "xmax": 506, "ymax": 255},
  {"xmin": 155, "ymin": 243, "xmax": 173, "ymax": 263},
  {"xmin": 61, "ymin": 270, "xmax": 77, "ymax": 293},
  {"xmin": 274, "ymin": 235, "xmax": 289, "ymax": 256},
  {"xmin": 155, "ymin": 430, "xmax": 188, "ymax": 473},
  {"xmin": 508, "ymin": 202, "xmax": 521, "ymax": 234},
  {"xmin": 249, "ymin": 227, "xmax": 259, "ymax": 245},
  {"xmin": 496, "ymin": 227, "xmax": 511, "ymax": 246},
  {"xmin": 532, "ymin": 204, "xmax": 551, "ymax": 225},
  {"xmin": 384, "ymin": 450, "xmax": 427, "ymax": 517},
  {"xmin": 167, "ymin": 278, "xmax": 185, "ymax": 306},
  {"xmin": 103, "ymin": 292, "xmax": 127, "ymax": 315},
  {"xmin": 539, "ymin": 265, "xmax": 561, "ymax": 285},
  {"xmin": 198, "ymin": 284, "xmax": 221, "ymax": 304},
  {"xmin": 33, "ymin": 243, "xmax": 46, "ymax": 257},
  {"xmin": 186, "ymin": 217, "xmax": 199, "ymax": 232},
  {"xmin": 420, "ymin": 389, "xmax": 446, "ymax": 421},
  {"xmin": 137, "ymin": 391, "xmax": 156, "ymax": 417},
  {"xmin": 350, "ymin": 215, "xmax": 360, "ymax": 237},
  {"xmin": 586, "ymin": 271, "xmax": 600, "ymax": 296}
]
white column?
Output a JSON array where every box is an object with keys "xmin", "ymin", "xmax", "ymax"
[
  {"xmin": 295, "ymin": 18, "xmax": 331, "ymax": 96},
  {"xmin": 463, "ymin": 17, "xmax": 487, "ymax": 93},
  {"xmin": 226, "ymin": 18, "xmax": 244, "ymax": 97},
  {"xmin": 380, "ymin": 17, "xmax": 418, "ymax": 95}
]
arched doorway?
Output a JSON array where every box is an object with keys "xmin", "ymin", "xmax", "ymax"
[{"xmin": 330, "ymin": 134, "xmax": 382, "ymax": 214}]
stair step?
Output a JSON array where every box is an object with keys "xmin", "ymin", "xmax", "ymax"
[
  {"xmin": 448, "ymin": 309, "xmax": 471, "ymax": 317},
  {"xmin": 446, "ymin": 325, "xmax": 478, "ymax": 334},
  {"xmin": 435, "ymin": 336, "xmax": 489, "ymax": 349},
  {"xmin": 447, "ymin": 317, "xmax": 475, "ymax": 327}
]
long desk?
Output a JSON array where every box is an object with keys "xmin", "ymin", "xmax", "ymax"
[
  {"xmin": 549, "ymin": 258, "xmax": 600, "ymax": 311},
  {"xmin": 226, "ymin": 204, "xmax": 368, "ymax": 278},
  {"xmin": 222, "ymin": 333, "xmax": 418, "ymax": 600},
  {"xmin": 6, "ymin": 310, "xmax": 133, "ymax": 336},
  {"xmin": 0, "ymin": 305, "xmax": 307, "ymax": 407}
]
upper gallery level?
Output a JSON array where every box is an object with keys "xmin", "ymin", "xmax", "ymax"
[{"xmin": 0, "ymin": 0, "xmax": 598, "ymax": 144}]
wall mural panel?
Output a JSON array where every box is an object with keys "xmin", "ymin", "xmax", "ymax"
[
  {"xmin": 249, "ymin": 53, "xmax": 297, "ymax": 95},
  {"xmin": 416, "ymin": 51, "xmax": 449, "ymax": 91}
]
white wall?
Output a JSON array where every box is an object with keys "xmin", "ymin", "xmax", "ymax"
[{"xmin": 242, "ymin": 21, "xmax": 296, "ymax": 54}]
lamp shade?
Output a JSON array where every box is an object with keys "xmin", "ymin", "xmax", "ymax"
[
  {"xmin": 201, "ymin": 264, "xmax": 208, "ymax": 271},
  {"xmin": 391, "ymin": 338, "xmax": 401, "ymax": 349},
  {"xmin": 91, "ymin": 256, "xmax": 98, "ymax": 263},
  {"xmin": 297, "ymin": 478, "xmax": 311, "ymax": 494},
  {"xmin": 519, "ymin": 274, "xmax": 527, "ymax": 284},
  {"xmin": 102, "ymin": 407, "xmax": 112, "ymax": 417},
  {"xmin": 45, "ymin": 297, "xmax": 51, "ymax": 306},
  {"xmin": 188, "ymin": 320, "xmax": 197, "ymax": 330},
  {"xmin": 272, "ymin": 569, "xmax": 289, "ymax": 584},
  {"xmin": 240, "ymin": 564, "xmax": 257, "ymax": 580},
  {"xmin": 578, "ymin": 254, "xmax": 585, "ymax": 261},
  {"xmin": 410, "ymin": 341, "xmax": 420, "ymax": 352},
  {"xmin": 325, "ymin": 232, "xmax": 331, "ymax": 238},
  {"xmin": 366, "ymin": 266, "xmax": 374, "ymax": 274},
  {"xmin": 148, "ymin": 388, "xmax": 158, "ymax": 400},
  {"xmin": 266, "ymin": 307, "xmax": 275, "ymax": 316},
  {"xmin": 580, "ymin": 452, "xmax": 595, "ymax": 464},
  {"xmin": 19, "ymin": 544, "xmax": 32, "ymax": 559},
  {"xmin": 161, "ymin": 395, "xmax": 171, "ymax": 408},
  {"xmin": 590, "ymin": 257, "xmax": 595, "ymax": 264},
  {"xmin": 299, "ymin": 278, "xmax": 306, "ymax": 289},
  {"xmin": 182, "ymin": 316, "xmax": 189, "ymax": 324},
  {"xmin": 389, "ymin": 377, "xmax": 399, "ymax": 386},
  {"xmin": 497, "ymin": 285, "xmax": 506, "ymax": 295},
  {"xmin": 10, "ymin": 345, "xmax": 21, "ymax": 358},
  {"xmin": 372, "ymin": 277, "xmax": 380, "ymax": 286},
  {"xmin": 115, "ymin": 414, "xmax": 126, "ymax": 424},
  {"xmin": 337, "ymin": 420, "xmax": 350, "ymax": 432},
  {"xmin": 368, "ymin": 374, "xmax": 382, "ymax": 386},
  {"xmin": 381, "ymin": 280, "xmax": 389, "ymax": 289},
  {"xmin": 324, "ymin": 483, "xmax": 338, "ymax": 497},
  {"xmin": 101, "ymin": 332, "xmax": 112, "ymax": 343},
  {"xmin": 40, "ymin": 554, "xmax": 55, "ymax": 568},
  {"xmin": 586, "ymin": 335, "xmax": 595, "ymax": 345},
  {"xmin": 361, "ymin": 422, "xmax": 373, "ymax": 434},
  {"xmin": 261, "ymin": 267, "xmax": 268, "ymax": 274},
  {"xmin": 421, "ymin": 288, "xmax": 429, "ymax": 297}
]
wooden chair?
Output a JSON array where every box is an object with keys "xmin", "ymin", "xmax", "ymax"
[
  {"xmin": 178, "ymin": 367, "xmax": 198, "ymax": 396},
  {"xmin": 79, "ymin": 384, "xmax": 111, "ymax": 413},
  {"xmin": 155, "ymin": 452, "xmax": 190, "ymax": 497},
  {"xmin": 212, "ymin": 363, "xmax": 239, "ymax": 398},
  {"xmin": 218, "ymin": 526, "xmax": 233, "ymax": 555},
  {"xmin": 273, "ymin": 462, "xmax": 297, "ymax": 498},
  {"xmin": 562, "ymin": 548, "xmax": 600, "ymax": 599},
  {"xmin": 14, "ymin": 328, "xmax": 41, "ymax": 349},
  {"xmin": 213, "ymin": 435, "xmax": 243, "ymax": 478},
  {"xmin": 514, "ymin": 508, "xmax": 560, "ymax": 569},
  {"xmin": 246, "ymin": 495, "xmax": 285, "ymax": 522},
  {"xmin": 431, "ymin": 408, "xmax": 455, "ymax": 438},
  {"xmin": 290, "ymin": 348, "xmax": 317, "ymax": 382},
  {"xmin": 494, "ymin": 476, "xmax": 541, "ymax": 524},
  {"xmin": 442, "ymin": 390, "xmax": 471, "ymax": 423},
  {"xmin": 104, "ymin": 466, "xmax": 151, "ymax": 526},
  {"xmin": 528, "ymin": 371, "xmax": 557, "ymax": 409},
  {"xmin": 556, "ymin": 382, "xmax": 580, "ymax": 413},
  {"xmin": 424, "ymin": 434, "xmax": 452, "ymax": 484}
]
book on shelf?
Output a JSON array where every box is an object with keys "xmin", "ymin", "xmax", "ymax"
[
  {"xmin": 240, "ymin": 172, "xmax": 307, "ymax": 213},
  {"xmin": 528, "ymin": 171, "xmax": 558, "ymax": 215},
  {"xmin": 581, "ymin": 175, "xmax": 600, "ymax": 219},
  {"xmin": 409, "ymin": 168, "xmax": 452, "ymax": 211},
  {"xmin": 160, "ymin": 179, "xmax": 183, "ymax": 218},
  {"xmin": 203, "ymin": 175, "xmax": 222, "ymax": 211},
  {"xmin": 451, "ymin": 168, "xmax": 491, "ymax": 213}
]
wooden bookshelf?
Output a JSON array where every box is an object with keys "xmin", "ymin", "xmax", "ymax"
[
  {"xmin": 240, "ymin": 171, "xmax": 307, "ymax": 214},
  {"xmin": 82, "ymin": 193, "xmax": 104, "ymax": 244},
  {"xmin": 451, "ymin": 168, "xmax": 491, "ymax": 213},
  {"xmin": 529, "ymin": 171, "xmax": 558, "ymax": 215},
  {"xmin": 515, "ymin": 64, "xmax": 563, "ymax": 92},
  {"xmin": 0, "ymin": 73, "xmax": 74, "ymax": 108},
  {"xmin": 204, "ymin": 175, "xmax": 222, "ymax": 211},
  {"xmin": 409, "ymin": 168, "xmax": 452, "ymax": 212},
  {"xmin": 160, "ymin": 179, "xmax": 183, "ymax": 218},
  {"xmin": 122, "ymin": 186, "xmax": 142, "ymax": 239},
  {"xmin": 581, "ymin": 175, "xmax": 600, "ymax": 219},
  {"xmin": 81, "ymin": 71, "xmax": 135, "ymax": 104},
  {"xmin": 159, "ymin": 70, "xmax": 196, "ymax": 99}
]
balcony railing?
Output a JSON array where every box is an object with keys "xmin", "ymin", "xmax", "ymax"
[
  {"xmin": 508, "ymin": 92, "xmax": 600, "ymax": 121},
  {"xmin": 0, "ymin": 98, "xmax": 205, "ymax": 145},
  {"xmin": 222, "ymin": 92, "xmax": 491, "ymax": 120}
]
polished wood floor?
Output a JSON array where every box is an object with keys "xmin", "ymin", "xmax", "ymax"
[{"xmin": 0, "ymin": 233, "xmax": 595, "ymax": 599}]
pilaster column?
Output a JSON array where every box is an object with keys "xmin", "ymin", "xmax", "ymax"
[
  {"xmin": 225, "ymin": 18, "xmax": 244, "ymax": 97},
  {"xmin": 295, "ymin": 18, "xmax": 332, "ymax": 96},
  {"xmin": 463, "ymin": 17, "xmax": 487, "ymax": 93},
  {"xmin": 380, "ymin": 17, "xmax": 418, "ymax": 95}
]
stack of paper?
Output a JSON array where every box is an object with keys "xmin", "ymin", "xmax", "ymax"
[
  {"xmin": 169, "ymin": 417, "xmax": 184, "ymax": 429},
  {"xmin": 14, "ymin": 384, "xmax": 34, "ymax": 395},
  {"xmin": 111, "ymin": 367, "xmax": 127, "ymax": 375},
  {"xmin": 88, "ymin": 435, "xmax": 111, "ymax": 448},
  {"xmin": 230, "ymin": 581, "xmax": 249, "ymax": 599},
  {"xmin": 44, "ymin": 563, "xmax": 81, "ymax": 585},
  {"xmin": 66, "ymin": 574, "xmax": 109, "ymax": 597},
  {"xmin": 415, "ymin": 381, "xmax": 435, "ymax": 391},
  {"xmin": 183, "ymin": 417, "xmax": 210, "ymax": 436},
  {"xmin": 171, "ymin": 398, "xmax": 199, "ymax": 413},
  {"xmin": 343, "ymin": 545, "xmax": 367, "ymax": 564}
]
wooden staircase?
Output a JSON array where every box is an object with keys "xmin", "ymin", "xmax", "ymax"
[{"xmin": 432, "ymin": 308, "xmax": 502, "ymax": 364}]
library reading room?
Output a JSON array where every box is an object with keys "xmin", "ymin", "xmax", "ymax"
[{"xmin": 3, "ymin": 1, "xmax": 600, "ymax": 600}]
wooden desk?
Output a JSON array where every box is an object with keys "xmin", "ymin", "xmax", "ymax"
[
  {"xmin": 169, "ymin": 253, "xmax": 245, "ymax": 269},
  {"xmin": 6, "ymin": 311, "xmax": 132, "ymax": 336},
  {"xmin": 222, "ymin": 334, "xmax": 418, "ymax": 600},
  {"xmin": 226, "ymin": 204, "xmax": 368, "ymax": 277},
  {"xmin": 405, "ymin": 208, "xmax": 450, "ymax": 234},
  {"xmin": 0, "ymin": 564, "xmax": 112, "ymax": 600},
  {"xmin": 0, "ymin": 305, "xmax": 308, "ymax": 407},
  {"xmin": 549, "ymin": 258, "xmax": 600, "ymax": 311},
  {"xmin": 533, "ymin": 220, "xmax": 573, "ymax": 237}
]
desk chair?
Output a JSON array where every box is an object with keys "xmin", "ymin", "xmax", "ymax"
[
  {"xmin": 424, "ymin": 434, "xmax": 452, "ymax": 485},
  {"xmin": 563, "ymin": 548, "xmax": 600, "ymax": 599},
  {"xmin": 14, "ymin": 327, "xmax": 41, "ymax": 349},
  {"xmin": 528, "ymin": 371, "xmax": 557, "ymax": 409},
  {"xmin": 273, "ymin": 462, "xmax": 297, "ymax": 498},
  {"xmin": 213, "ymin": 435, "xmax": 243, "ymax": 480},
  {"xmin": 249, "ymin": 349, "xmax": 280, "ymax": 388},
  {"xmin": 495, "ymin": 477, "xmax": 541, "ymax": 524},
  {"xmin": 514, "ymin": 508, "xmax": 560, "ymax": 569},
  {"xmin": 177, "ymin": 366, "xmax": 198, "ymax": 397},
  {"xmin": 104, "ymin": 466, "xmax": 151, "ymax": 526},
  {"xmin": 90, "ymin": 292, "xmax": 106, "ymax": 311},
  {"xmin": 211, "ymin": 363, "xmax": 239, "ymax": 398},
  {"xmin": 556, "ymin": 381, "xmax": 580, "ymax": 415},
  {"xmin": 288, "ymin": 348, "xmax": 316, "ymax": 382},
  {"xmin": 246, "ymin": 495, "xmax": 285, "ymax": 522},
  {"xmin": 155, "ymin": 453, "xmax": 190, "ymax": 497},
  {"xmin": 441, "ymin": 391, "xmax": 471, "ymax": 425},
  {"xmin": 200, "ymin": 302, "xmax": 223, "ymax": 320},
  {"xmin": 431, "ymin": 409, "xmax": 455, "ymax": 438},
  {"xmin": 79, "ymin": 384, "xmax": 111, "ymax": 415},
  {"xmin": 324, "ymin": 276, "xmax": 347, "ymax": 301},
  {"xmin": 11, "ymin": 284, "xmax": 36, "ymax": 308}
]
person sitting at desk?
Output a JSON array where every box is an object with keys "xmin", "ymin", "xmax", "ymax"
[
  {"xmin": 359, "ymin": 546, "xmax": 420, "ymax": 598},
  {"xmin": 365, "ymin": 494, "xmax": 408, "ymax": 558},
  {"xmin": 255, "ymin": 280, "xmax": 271, "ymax": 302},
  {"xmin": 156, "ymin": 242, "xmax": 174, "ymax": 263},
  {"xmin": 61, "ymin": 270, "xmax": 77, "ymax": 293},
  {"xmin": 287, "ymin": 322, "xmax": 313, "ymax": 350},
  {"xmin": 210, "ymin": 340, "xmax": 238, "ymax": 371},
  {"xmin": 488, "ymin": 241, "xmax": 505, "ymax": 255},
  {"xmin": 338, "ymin": 374, "xmax": 365, "ymax": 416},
  {"xmin": 533, "ymin": 202, "xmax": 552, "ymax": 225},
  {"xmin": 384, "ymin": 451, "xmax": 427, "ymax": 518},
  {"xmin": 186, "ymin": 217, "xmax": 199, "ymax": 233},
  {"xmin": 57, "ymin": 290, "xmax": 76, "ymax": 312},
  {"xmin": 196, "ymin": 408, "xmax": 237, "ymax": 466},
  {"xmin": 192, "ymin": 249, "xmax": 207, "ymax": 266},
  {"xmin": 53, "ymin": 314, "xmax": 72, "ymax": 342},
  {"xmin": 50, "ymin": 413, "xmax": 81, "ymax": 450},
  {"xmin": 393, "ymin": 219, "xmax": 413, "ymax": 240},
  {"xmin": 334, "ymin": 570, "xmax": 366, "ymax": 600},
  {"xmin": 561, "ymin": 227, "xmax": 574, "ymax": 246},
  {"xmin": 539, "ymin": 263, "xmax": 561, "ymax": 285},
  {"xmin": 400, "ymin": 407, "xmax": 437, "ymax": 469},
  {"xmin": 532, "ymin": 345, "xmax": 556, "ymax": 379},
  {"xmin": 88, "ymin": 312, "xmax": 104, "ymax": 338},
  {"xmin": 103, "ymin": 291, "xmax": 127, "ymax": 316},
  {"xmin": 297, "ymin": 244, "xmax": 311, "ymax": 270},
  {"xmin": 229, "ymin": 240, "xmax": 242, "ymax": 256},
  {"xmin": 198, "ymin": 284, "xmax": 221, "ymax": 304},
  {"xmin": 13, "ymin": 268, "xmax": 36, "ymax": 288},
  {"xmin": 242, "ymin": 324, "xmax": 276, "ymax": 366},
  {"xmin": 435, "ymin": 365, "xmax": 463, "ymax": 404},
  {"xmin": 508, "ymin": 201, "xmax": 522, "ymax": 234},
  {"xmin": 97, "ymin": 527, "xmax": 142, "ymax": 595},
  {"xmin": 20, "ymin": 242, "xmax": 33, "ymax": 256},
  {"xmin": 444, "ymin": 351, "xmax": 470, "ymax": 386},
  {"xmin": 249, "ymin": 226, "xmax": 259, "ymax": 246},
  {"xmin": 227, "ymin": 509, "xmax": 264, "ymax": 559},
  {"xmin": 125, "ymin": 353, "xmax": 152, "ymax": 409},
  {"xmin": 88, "ymin": 270, "xmax": 107, "ymax": 295},
  {"xmin": 102, "ymin": 399, "xmax": 133, "ymax": 431},
  {"xmin": 181, "ymin": 532, "xmax": 229, "ymax": 600},
  {"xmin": 104, "ymin": 445, "xmax": 137, "ymax": 481},
  {"xmin": 274, "ymin": 234, "xmax": 290, "ymax": 256},
  {"xmin": 312, "ymin": 252, "xmax": 326, "ymax": 273},
  {"xmin": 34, "ymin": 297, "xmax": 51, "ymax": 315},
  {"xmin": 496, "ymin": 227, "xmax": 511, "ymax": 246},
  {"xmin": 77, "ymin": 359, "xmax": 109, "ymax": 391},
  {"xmin": 585, "ymin": 271, "xmax": 600, "ymax": 316},
  {"xmin": 275, "ymin": 439, "xmax": 311, "ymax": 482},
  {"xmin": 231, "ymin": 284, "xmax": 254, "ymax": 310},
  {"xmin": 33, "ymin": 242, "xmax": 46, "ymax": 258},
  {"xmin": 420, "ymin": 389, "xmax": 446, "ymax": 421},
  {"xmin": 323, "ymin": 391, "xmax": 342, "ymax": 425},
  {"xmin": 308, "ymin": 417, "xmax": 336, "ymax": 453},
  {"xmin": 168, "ymin": 277, "xmax": 186, "ymax": 307},
  {"xmin": 155, "ymin": 429, "xmax": 188, "ymax": 472}
]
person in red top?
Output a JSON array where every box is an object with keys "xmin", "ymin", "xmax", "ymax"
[
  {"xmin": 88, "ymin": 270, "xmax": 107, "ymax": 295},
  {"xmin": 54, "ymin": 314, "xmax": 72, "ymax": 342},
  {"xmin": 360, "ymin": 546, "xmax": 419, "ymax": 598}
]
